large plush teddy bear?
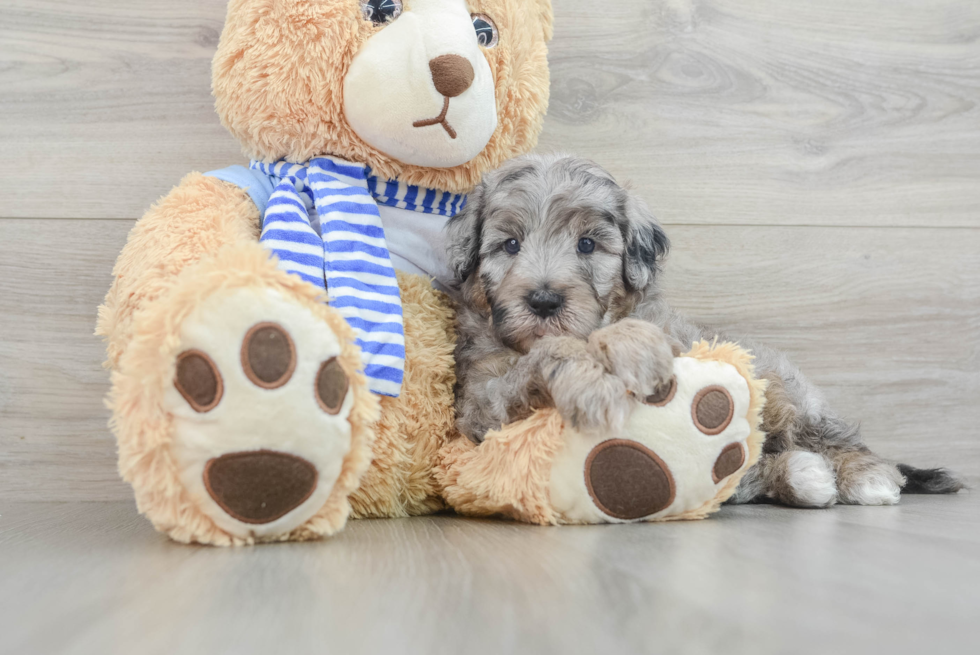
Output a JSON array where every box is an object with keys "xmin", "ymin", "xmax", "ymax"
[{"xmin": 98, "ymin": 0, "xmax": 766, "ymax": 546}]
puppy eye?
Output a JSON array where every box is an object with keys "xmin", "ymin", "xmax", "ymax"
[
  {"xmin": 578, "ymin": 238, "xmax": 596, "ymax": 254},
  {"xmin": 361, "ymin": 0, "xmax": 402, "ymax": 25},
  {"xmin": 503, "ymin": 238, "xmax": 521, "ymax": 255},
  {"xmin": 472, "ymin": 14, "xmax": 499, "ymax": 48}
]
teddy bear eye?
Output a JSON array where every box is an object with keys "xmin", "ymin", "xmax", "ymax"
[
  {"xmin": 472, "ymin": 14, "xmax": 499, "ymax": 48},
  {"xmin": 361, "ymin": 0, "xmax": 403, "ymax": 25}
]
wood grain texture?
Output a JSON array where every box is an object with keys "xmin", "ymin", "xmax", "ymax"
[
  {"xmin": 0, "ymin": 0, "xmax": 241, "ymax": 220},
  {"xmin": 1, "ymin": 0, "xmax": 979, "ymax": 226},
  {"xmin": 540, "ymin": 0, "xmax": 980, "ymax": 227},
  {"xmin": 1, "ymin": 497, "xmax": 978, "ymax": 655},
  {"xmin": 1, "ymin": 219, "xmax": 977, "ymax": 501},
  {"xmin": 0, "ymin": 220, "xmax": 131, "ymax": 501}
]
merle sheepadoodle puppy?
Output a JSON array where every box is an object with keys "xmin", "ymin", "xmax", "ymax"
[{"xmin": 446, "ymin": 154, "xmax": 962, "ymax": 507}]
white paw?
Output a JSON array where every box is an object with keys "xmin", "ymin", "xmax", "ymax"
[
  {"xmin": 165, "ymin": 287, "xmax": 357, "ymax": 540},
  {"xmin": 785, "ymin": 451, "xmax": 838, "ymax": 508},
  {"xmin": 840, "ymin": 467, "xmax": 902, "ymax": 506}
]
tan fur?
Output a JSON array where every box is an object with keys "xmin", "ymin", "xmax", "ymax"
[
  {"xmin": 436, "ymin": 409, "xmax": 565, "ymax": 525},
  {"xmin": 213, "ymin": 0, "xmax": 553, "ymax": 194},
  {"xmin": 107, "ymin": 244, "xmax": 379, "ymax": 545}
]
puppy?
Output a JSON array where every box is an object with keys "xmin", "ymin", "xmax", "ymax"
[{"xmin": 447, "ymin": 154, "xmax": 963, "ymax": 508}]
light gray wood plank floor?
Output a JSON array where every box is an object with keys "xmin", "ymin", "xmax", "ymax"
[{"xmin": 2, "ymin": 496, "xmax": 978, "ymax": 655}]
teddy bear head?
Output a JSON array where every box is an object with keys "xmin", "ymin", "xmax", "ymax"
[{"xmin": 213, "ymin": 0, "xmax": 553, "ymax": 193}]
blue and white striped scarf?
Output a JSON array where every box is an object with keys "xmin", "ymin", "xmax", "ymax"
[{"xmin": 252, "ymin": 156, "xmax": 466, "ymax": 398}]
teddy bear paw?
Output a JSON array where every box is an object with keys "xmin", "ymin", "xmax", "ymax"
[
  {"xmin": 549, "ymin": 355, "xmax": 757, "ymax": 523},
  {"xmin": 164, "ymin": 287, "xmax": 357, "ymax": 540}
]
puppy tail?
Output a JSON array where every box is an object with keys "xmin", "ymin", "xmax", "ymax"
[{"xmin": 897, "ymin": 464, "xmax": 967, "ymax": 494}]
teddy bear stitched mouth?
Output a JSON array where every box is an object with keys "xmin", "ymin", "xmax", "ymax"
[
  {"xmin": 411, "ymin": 55, "xmax": 475, "ymax": 140},
  {"xmin": 413, "ymin": 97, "xmax": 458, "ymax": 140}
]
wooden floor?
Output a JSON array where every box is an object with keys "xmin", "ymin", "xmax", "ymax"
[
  {"xmin": 1, "ymin": 1, "xmax": 978, "ymax": 652},
  {"xmin": 2, "ymin": 496, "xmax": 978, "ymax": 655}
]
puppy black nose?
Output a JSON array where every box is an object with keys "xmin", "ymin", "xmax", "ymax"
[{"xmin": 527, "ymin": 290, "xmax": 564, "ymax": 318}]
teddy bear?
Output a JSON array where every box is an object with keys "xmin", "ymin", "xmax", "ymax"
[{"xmin": 97, "ymin": 0, "xmax": 766, "ymax": 546}]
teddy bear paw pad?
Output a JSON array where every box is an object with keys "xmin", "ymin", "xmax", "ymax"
[
  {"xmin": 550, "ymin": 356, "xmax": 755, "ymax": 523},
  {"xmin": 164, "ymin": 287, "xmax": 355, "ymax": 539},
  {"xmin": 585, "ymin": 439, "xmax": 676, "ymax": 520}
]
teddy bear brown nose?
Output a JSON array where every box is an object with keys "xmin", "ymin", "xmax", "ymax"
[
  {"xmin": 429, "ymin": 54, "xmax": 475, "ymax": 98},
  {"xmin": 204, "ymin": 450, "xmax": 318, "ymax": 525}
]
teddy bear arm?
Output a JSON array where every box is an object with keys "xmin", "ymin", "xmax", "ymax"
[
  {"xmin": 97, "ymin": 174, "xmax": 261, "ymax": 369},
  {"xmin": 437, "ymin": 409, "xmax": 566, "ymax": 526}
]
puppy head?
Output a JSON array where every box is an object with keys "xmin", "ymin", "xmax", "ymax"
[{"xmin": 448, "ymin": 154, "xmax": 669, "ymax": 352}]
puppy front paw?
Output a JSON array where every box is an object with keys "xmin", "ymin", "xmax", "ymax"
[
  {"xmin": 587, "ymin": 319, "xmax": 675, "ymax": 401},
  {"xmin": 528, "ymin": 337, "xmax": 631, "ymax": 433},
  {"xmin": 549, "ymin": 369, "xmax": 632, "ymax": 434}
]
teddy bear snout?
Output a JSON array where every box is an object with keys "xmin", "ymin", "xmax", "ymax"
[
  {"xmin": 203, "ymin": 450, "xmax": 319, "ymax": 525},
  {"xmin": 429, "ymin": 54, "xmax": 475, "ymax": 98}
]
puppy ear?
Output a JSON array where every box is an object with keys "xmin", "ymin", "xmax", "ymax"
[
  {"xmin": 620, "ymin": 192, "xmax": 670, "ymax": 292},
  {"xmin": 446, "ymin": 182, "xmax": 485, "ymax": 283}
]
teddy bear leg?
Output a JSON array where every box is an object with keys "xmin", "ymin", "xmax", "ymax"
[
  {"xmin": 436, "ymin": 409, "xmax": 566, "ymax": 526},
  {"xmin": 111, "ymin": 243, "xmax": 378, "ymax": 545}
]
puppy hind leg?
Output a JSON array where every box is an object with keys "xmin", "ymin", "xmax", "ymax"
[
  {"xmin": 831, "ymin": 450, "xmax": 904, "ymax": 506},
  {"xmin": 763, "ymin": 451, "xmax": 839, "ymax": 508},
  {"xmin": 729, "ymin": 452, "xmax": 838, "ymax": 507}
]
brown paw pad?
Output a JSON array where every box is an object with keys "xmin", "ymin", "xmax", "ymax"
[
  {"xmin": 175, "ymin": 350, "xmax": 223, "ymax": 413},
  {"xmin": 692, "ymin": 385, "xmax": 734, "ymax": 435},
  {"xmin": 204, "ymin": 450, "xmax": 318, "ymax": 525},
  {"xmin": 713, "ymin": 442, "xmax": 746, "ymax": 484},
  {"xmin": 316, "ymin": 358, "xmax": 349, "ymax": 415},
  {"xmin": 241, "ymin": 322, "xmax": 296, "ymax": 389},
  {"xmin": 585, "ymin": 440, "xmax": 676, "ymax": 520}
]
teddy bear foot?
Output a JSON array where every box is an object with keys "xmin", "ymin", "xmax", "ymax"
[
  {"xmin": 439, "ymin": 341, "xmax": 767, "ymax": 526},
  {"xmin": 165, "ymin": 285, "xmax": 359, "ymax": 541},
  {"xmin": 548, "ymin": 345, "xmax": 766, "ymax": 523}
]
